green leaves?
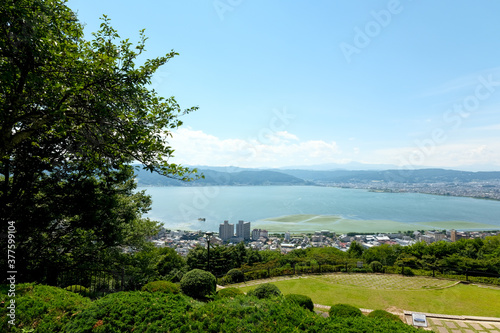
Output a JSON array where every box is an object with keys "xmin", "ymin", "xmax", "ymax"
[{"xmin": 1, "ymin": 0, "xmax": 199, "ymax": 277}]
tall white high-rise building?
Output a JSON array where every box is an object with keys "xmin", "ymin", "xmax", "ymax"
[
  {"xmin": 219, "ymin": 220, "xmax": 234, "ymax": 241},
  {"xmin": 236, "ymin": 220, "xmax": 251, "ymax": 240}
]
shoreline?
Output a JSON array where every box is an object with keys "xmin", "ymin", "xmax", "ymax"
[{"xmin": 138, "ymin": 183, "xmax": 500, "ymax": 201}]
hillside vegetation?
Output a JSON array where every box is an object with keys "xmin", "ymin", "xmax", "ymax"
[
  {"xmin": 135, "ymin": 167, "xmax": 500, "ymax": 186},
  {"xmin": 1, "ymin": 283, "xmax": 420, "ymax": 332}
]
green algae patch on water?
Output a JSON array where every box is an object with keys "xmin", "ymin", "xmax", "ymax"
[
  {"xmin": 414, "ymin": 220, "xmax": 500, "ymax": 230},
  {"xmin": 255, "ymin": 214, "xmax": 424, "ymax": 233}
]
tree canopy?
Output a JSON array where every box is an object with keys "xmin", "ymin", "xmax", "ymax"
[{"xmin": 0, "ymin": 0, "xmax": 197, "ymax": 281}]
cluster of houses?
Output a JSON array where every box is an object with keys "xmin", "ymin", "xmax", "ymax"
[{"xmin": 149, "ymin": 221, "xmax": 499, "ymax": 257}]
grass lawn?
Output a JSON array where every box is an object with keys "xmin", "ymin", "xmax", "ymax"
[{"xmin": 235, "ymin": 274, "xmax": 500, "ymax": 317}]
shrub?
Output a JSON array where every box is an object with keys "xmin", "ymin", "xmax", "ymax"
[
  {"xmin": 244, "ymin": 269, "xmax": 269, "ymax": 281},
  {"xmin": 64, "ymin": 285, "xmax": 90, "ymax": 297},
  {"xmin": 367, "ymin": 309, "xmax": 401, "ymax": 322},
  {"xmin": 369, "ymin": 261, "xmax": 383, "ymax": 273},
  {"xmin": 226, "ymin": 268, "xmax": 245, "ymax": 283},
  {"xmin": 15, "ymin": 287, "xmax": 418, "ymax": 333},
  {"xmin": 320, "ymin": 264, "xmax": 336, "ymax": 273},
  {"xmin": 328, "ymin": 303, "xmax": 363, "ymax": 318},
  {"xmin": 247, "ymin": 283, "xmax": 281, "ymax": 299},
  {"xmin": 141, "ymin": 280, "xmax": 180, "ymax": 294},
  {"xmin": 63, "ymin": 291, "xmax": 194, "ymax": 332},
  {"xmin": 0, "ymin": 283, "xmax": 91, "ymax": 332},
  {"xmin": 285, "ymin": 294, "xmax": 314, "ymax": 312},
  {"xmin": 180, "ymin": 269, "xmax": 216, "ymax": 300},
  {"xmin": 403, "ymin": 267, "xmax": 415, "ymax": 276},
  {"xmin": 216, "ymin": 287, "xmax": 243, "ymax": 299},
  {"xmin": 188, "ymin": 295, "xmax": 420, "ymax": 332}
]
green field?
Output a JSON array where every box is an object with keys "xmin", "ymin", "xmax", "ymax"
[
  {"xmin": 235, "ymin": 274, "xmax": 500, "ymax": 317},
  {"xmin": 254, "ymin": 214, "xmax": 499, "ymax": 233}
]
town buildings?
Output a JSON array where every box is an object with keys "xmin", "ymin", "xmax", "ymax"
[{"xmin": 149, "ymin": 223, "xmax": 499, "ymax": 257}]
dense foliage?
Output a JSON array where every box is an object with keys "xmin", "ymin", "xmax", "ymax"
[
  {"xmin": 247, "ymin": 283, "xmax": 282, "ymax": 299},
  {"xmin": 216, "ymin": 287, "xmax": 244, "ymax": 299},
  {"xmin": 65, "ymin": 285, "xmax": 90, "ymax": 297},
  {"xmin": 191, "ymin": 295, "xmax": 419, "ymax": 332},
  {"xmin": 284, "ymin": 294, "xmax": 314, "ymax": 312},
  {"xmin": 156, "ymin": 247, "xmax": 186, "ymax": 282},
  {"xmin": 64, "ymin": 291, "xmax": 196, "ymax": 332},
  {"xmin": 55, "ymin": 235, "xmax": 498, "ymax": 290},
  {"xmin": 187, "ymin": 241, "xmax": 261, "ymax": 277},
  {"xmin": 213, "ymin": 236, "xmax": 500, "ymax": 285},
  {"xmin": 141, "ymin": 280, "xmax": 180, "ymax": 294},
  {"xmin": 329, "ymin": 304, "xmax": 363, "ymax": 318},
  {"xmin": 226, "ymin": 268, "xmax": 245, "ymax": 283},
  {"xmin": 180, "ymin": 269, "xmax": 216, "ymax": 300},
  {"xmin": 0, "ymin": 283, "xmax": 91, "ymax": 332},
  {"xmin": 0, "ymin": 282, "xmax": 428, "ymax": 332},
  {"xmin": 0, "ymin": 0, "xmax": 197, "ymax": 281},
  {"xmin": 367, "ymin": 309, "xmax": 402, "ymax": 322}
]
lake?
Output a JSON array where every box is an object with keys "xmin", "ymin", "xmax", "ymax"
[{"xmin": 138, "ymin": 186, "xmax": 500, "ymax": 233}]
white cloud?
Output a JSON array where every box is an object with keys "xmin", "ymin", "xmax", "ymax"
[
  {"xmin": 168, "ymin": 128, "xmax": 341, "ymax": 168},
  {"xmin": 371, "ymin": 142, "xmax": 500, "ymax": 168},
  {"xmin": 422, "ymin": 67, "xmax": 500, "ymax": 97},
  {"xmin": 472, "ymin": 123, "xmax": 500, "ymax": 131},
  {"xmin": 166, "ymin": 128, "xmax": 500, "ymax": 170}
]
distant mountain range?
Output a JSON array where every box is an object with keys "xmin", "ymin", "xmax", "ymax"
[
  {"xmin": 134, "ymin": 166, "xmax": 500, "ymax": 187},
  {"xmin": 135, "ymin": 168, "xmax": 313, "ymax": 186}
]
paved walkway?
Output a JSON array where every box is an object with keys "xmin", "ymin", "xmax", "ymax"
[
  {"xmin": 402, "ymin": 311, "xmax": 500, "ymax": 333},
  {"xmin": 313, "ymin": 304, "xmax": 500, "ymax": 333}
]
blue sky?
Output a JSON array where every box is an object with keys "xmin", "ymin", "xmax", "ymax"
[{"xmin": 67, "ymin": 0, "xmax": 500, "ymax": 170}]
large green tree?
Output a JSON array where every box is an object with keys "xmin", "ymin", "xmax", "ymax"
[{"xmin": 0, "ymin": 0, "xmax": 197, "ymax": 281}]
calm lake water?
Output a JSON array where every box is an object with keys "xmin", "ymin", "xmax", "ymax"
[{"xmin": 138, "ymin": 186, "xmax": 500, "ymax": 232}]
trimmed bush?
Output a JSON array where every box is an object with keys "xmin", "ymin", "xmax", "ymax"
[
  {"xmin": 285, "ymin": 294, "xmax": 314, "ymax": 312},
  {"xmin": 226, "ymin": 268, "xmax": 245, "ymax": 283},
  {"xmin": 216, "ymin": 287, "xmax": 243, "ymax": 299},
  {"xmin": 64, "ymin": 285, "xmax": 90, "ymax": 297},
  {"xmin": 329, "ymin": 303, "xmax": 363, "ymax": 318},
  {"xmin": 403, "ymin": 267, "xmax": 415, "ymax": 276},
  {"xmin": 4, "ymin": 286, "xmax": 419, "ymax": 332},
  {"xmin": 141, "ymin": 280, "xmax": 180, "ymax": 294},
  {"xmin": 369, "ymin": 261, "xmax": 383, "ymax": 273},
  {"xmin": 180, "ymin": 269, "xmax": 216, "ymax": 300},
  {"xmin": 244, "ymin": 269, "xmax": 269, "ymax": 281},
  {"xmin": 0, "ymin": 283, "xmax": 91, "ymax": 332},
  {"xmin": 63, "ymin": 291, "xmax": 194, "ymax": 332},
  {"xmin": 367, "ymin": 309, "xmax": 402, "ymax": 322},
  {"xmin": 247, "ymin": 283, "xmax": 281, "ymax": 299},
  {"xmin": 188, "ymin": 295, "xmax": 420, "ymax": 332}
]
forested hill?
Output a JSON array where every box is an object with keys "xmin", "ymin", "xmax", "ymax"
[
  {"xmin": 135, "ymin": 167, "xmax": 500, "ymax": 186},
  {"xmin": 279, "ymin": 168, "xmax": 500, "ymax": 184},
  {"xmin": 135, "ymin": 168, "xmax": 313, "ymax": 186}
]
